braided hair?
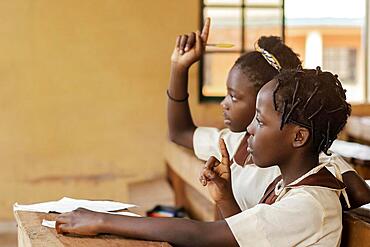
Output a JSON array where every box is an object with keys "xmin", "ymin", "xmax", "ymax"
[
  {"xmin": 233, "ymin": 36, "xmax": 301, "ymax": 91},
  {"xmin": 273, "ymin": 67, "xmax": 351, "ymax": 154}
]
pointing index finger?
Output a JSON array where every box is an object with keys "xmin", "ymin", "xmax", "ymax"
[
  {"xmin": 204, "ymin": 156, "xmax": 219, "ymax": 169},
  {"xmin": 219, "ymin": 138, "xmax": 230, "ymax": 166},
  {"xmin": 201, "ymin": 17, "xmax": 211, "ymax": 43}
]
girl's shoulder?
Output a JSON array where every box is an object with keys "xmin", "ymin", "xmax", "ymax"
[
  {"xmin": 319, "ymin": 152, "xmax": 355, "ymax": 174},
  {"xmin": 193, "ymin": 127, "xmax": 247, "ymax": 160}
]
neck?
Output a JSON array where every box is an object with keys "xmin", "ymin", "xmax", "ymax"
[{"xmin": 278, "ymin": 151, "xmax": 319, "ymax": 185}]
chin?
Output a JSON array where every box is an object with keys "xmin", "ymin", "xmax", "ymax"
[
  {"xmin": 228, "ymin": 126, "xmax": 245, "ymax": 133},
  {"xmin": 253, "ymin": 160, "xmax": 275, "ymax": 168}
]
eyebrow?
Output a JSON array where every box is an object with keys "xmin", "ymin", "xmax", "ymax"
[
  {"xmin": 256, "ymin": 108, "xmax": 265, "ymax": 119},
  {"xmin": 227, "ymin": 87, "xmax": 235, "ymax": 92}
]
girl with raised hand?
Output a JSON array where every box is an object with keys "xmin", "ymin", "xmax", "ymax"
[
  {"xmin": 168, "ymin": 18, "xmax": 370, "ymax": 213},
  {"xmin": 56, "ymin": 68, "xmax": 350, "ymax": 246}
]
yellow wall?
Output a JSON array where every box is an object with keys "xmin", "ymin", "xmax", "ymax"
[{"xmin": 0, "ymin": 0, "xmax": 223, "ymax": 219}]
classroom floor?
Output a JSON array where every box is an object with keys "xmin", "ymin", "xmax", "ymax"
[
  {"xmin": 128, "ymin": 176, "xmax": 175, "ymax": 216},
  {"xmin": 0, "ymin": 176, "xmax": 175, "ymax": 247}
]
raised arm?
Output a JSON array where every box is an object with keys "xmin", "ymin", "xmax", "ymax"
[
  {"xmin": 56, "ymin": 208, "xmax": 238, "ymax": 247},
  {"xmin": 167, "ymin": 18, "xmax": 210, "ymax": 149}
]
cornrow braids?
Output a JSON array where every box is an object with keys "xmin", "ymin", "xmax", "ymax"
[
  {"xmin": 233, "ymin": 36, "xmax": 301, "ymax": 92},
  {"xmin": 273, "ymin": 67, "xmax": 351, "ymax": 155}
]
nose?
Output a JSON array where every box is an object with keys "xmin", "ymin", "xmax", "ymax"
[
  {"xmin": 220, "ymin": 97, "xmax": 229, "ymax": 110},
  {"xmin": 247, "ymin": 117, "xmax": 256, "ymax": 135}
]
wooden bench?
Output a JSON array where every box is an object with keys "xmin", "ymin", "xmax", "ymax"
[
  {"xmin": 14, "ymin": 210, "xmax": 172, "ymax": 247},
  {"xmin": 342, "ymin": 208, "xmax": 370, "ymax": 247},
  {"xmin": 165, "ymin": 142, "xmax": 217, "ymax": 221}
]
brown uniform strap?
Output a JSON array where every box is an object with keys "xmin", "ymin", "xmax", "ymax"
[
  {"xmin": 286, "ymin": 167, "xmax": 345, "ymax": 190},
  {"xmin": 259, "ymin": 167, "xmax": 345, "ymax": 205},
  {"xmin": 233, "ymin": 133, "xmax": 251, "ymax": 166},
  {"xmin": 259, "ymin": 175, "xmax": 282, "ymax": 205}
]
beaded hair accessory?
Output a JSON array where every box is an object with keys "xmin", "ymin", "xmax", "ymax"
[{"xmin": 255, "ymin": 43, "xmax": 282, "ymax": 72}]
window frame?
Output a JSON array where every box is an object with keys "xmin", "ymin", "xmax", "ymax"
[
  {"xmin": 199, "ymin": 0, "xmax": 285, "ymax": 102},
  {"xmin": 199, "ymin": 0, "xmax": 370, "ymax": 103}
]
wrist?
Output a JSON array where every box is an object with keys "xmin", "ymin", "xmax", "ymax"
[
  {"xmin": 96, "ymin": 213, "xmax": 110, "ymax": 233},
  {"xmin": 215, "ymin": 195, "xmax": 237, "ymax": 207},
  {"xmin": 171, "ymin": 62, "xmax": 190, "ymax": 73}
]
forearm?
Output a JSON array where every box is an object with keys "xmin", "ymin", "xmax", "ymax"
[
  {"xmin": 100, "ymin": 215, "xmax": 237, "ymax": 247},
  {"xmin": 342, "ymin": 171, "xmax": 370, "ymax": 209},
  {"xmin": 216, "ymin": 198, "xmax": 242, "ymax": 219},
  {"xmin": 167, "ymin": 63, "xmax": 196, "ymax": 149}
]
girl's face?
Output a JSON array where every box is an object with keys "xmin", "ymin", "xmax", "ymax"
[
  {"xmin": 246, "ymin": 79, "xmax": 296, "ymax": 168},
  {"xmin": 220, "ymin": 67, "xmax": 257, "ymax": 132}
]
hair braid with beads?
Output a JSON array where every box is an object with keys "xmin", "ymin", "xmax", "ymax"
[{"xmin": 273, "ymin": 67, "xmax": 351, "ymax": 155}]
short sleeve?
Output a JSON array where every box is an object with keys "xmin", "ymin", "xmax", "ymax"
[
  {"xmin": 319, "ymin": 152, "xmax": 355, "ymax": 174},
  {"xmin": 225, "ymin": 189, "xmax": 341, "ymax": 247},
  {"xmin": 193, "ymin": 127, "xmax": 245, "ymax": 161}
]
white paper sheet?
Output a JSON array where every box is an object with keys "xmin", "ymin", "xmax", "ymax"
[
  {"xmin": 14, "ymin": 197, "xmax": 136, "ymax": 214},
  {"xmin": 42, "ymin": 219, "xmax": 56, "ymax": 228}
]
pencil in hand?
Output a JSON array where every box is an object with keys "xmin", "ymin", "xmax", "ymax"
[{"xmin": 206, "ymin": 43, "xmax": 234, "ymax": 48}]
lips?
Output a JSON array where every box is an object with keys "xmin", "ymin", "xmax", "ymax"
[
  {"xmin": 224, "ymin": 119, "xmax": 231, "ymax": 125},
  {"xmin": 247, "ymin": 137, "xmax": 253, "ymax": 153},
  {"xmin": 223, "ymin": 112, "xmax": 231, "ymax": 125}
]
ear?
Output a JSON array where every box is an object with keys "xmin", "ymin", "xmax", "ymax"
[{"xmin": 292, "ymin": 126, "xmax": 310, "ymax": 148}]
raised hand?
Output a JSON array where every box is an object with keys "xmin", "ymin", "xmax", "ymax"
[
  {"xmin": 199, "ymin": 138, "xmax": 233, "ymax": 203},
  {"xmin": 56, "ymin": 208, "xmax": 104, "ymax": 236},
  {"xmin": 171, "ymin": 17, "xmax": 210, "ymax": 69}
]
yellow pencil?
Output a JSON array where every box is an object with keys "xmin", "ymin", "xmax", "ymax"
[{"xmin": 206, "ymin": 43, "xmax": 234, "ymax": 48}]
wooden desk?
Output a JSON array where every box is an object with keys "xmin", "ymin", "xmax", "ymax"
[
  {"xmin": 14, "ymin": 211, "xmax": 172, "ymax": 247},
  {"xmin": 342, "ymin": 208, "xmax": 370, "ymax": 247}
]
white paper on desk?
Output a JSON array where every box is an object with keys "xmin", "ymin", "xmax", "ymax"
[
  {"xmin": 13, "ymin": 197, "xmax": 136, "ymax": 214},
  {"xmin": 42, "ymin": 220, "xmax": 56, "ymax": 228},
  {"xmin": 41, "ymin": 211, "xmax": 141, "ymax": 229}
]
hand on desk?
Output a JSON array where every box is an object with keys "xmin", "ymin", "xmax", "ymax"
[{"xmin": 56, "ymin": 208, "xmax": 103, "ymax": 236}]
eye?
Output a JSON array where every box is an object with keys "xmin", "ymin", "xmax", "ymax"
[
  {"xmin": 256, "ymin": 117, "xmax": 263, "ymax": 127},
  {"xmin": 229, "ymin": 93, "xmax": 237, "ymax": 102}
]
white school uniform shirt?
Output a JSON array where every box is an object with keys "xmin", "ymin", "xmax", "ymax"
[
  {"xmin": 193, "ymin": 127, "xmax": 355, "ymax": 210},
  {"xmin": 225, "ymin": 164, "xmax": 343, "ymax": 247}
]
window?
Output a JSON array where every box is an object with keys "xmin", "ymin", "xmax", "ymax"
[
  {"xmin": 323, "ymin": 48, "xmax": 357, "ymax": 84},
  {"xmin": 200, "ymin": 0, "xmax": 369, "ymax": 103},
  {"xmin": 200, "ymin": 0, "xmax": 284, "ymax": 101}
]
